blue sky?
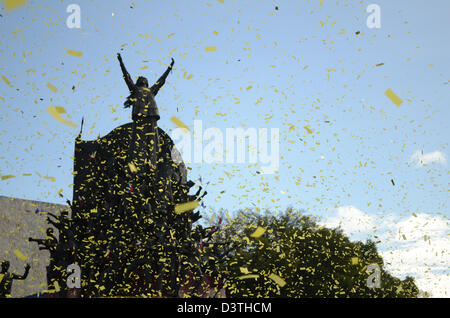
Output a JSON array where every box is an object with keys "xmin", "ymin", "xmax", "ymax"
[{"xmin": 0, "ymin": 0, "xmax": 449, "ymax": 296}]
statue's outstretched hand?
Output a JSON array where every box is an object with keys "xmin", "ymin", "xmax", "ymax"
[
  {"xmin": 25, "ymin": 263, "xmax": 31, "ymax": 270},
  {"xmin": 117, "ymin": 53, "xmax": 123, "ymax": 61},
  {"xmin": 170, "ymin": 58, "xmax": 175, "ymax": 68}
]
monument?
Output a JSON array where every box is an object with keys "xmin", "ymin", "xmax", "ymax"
[{"xmin": 21, "ymin": 53, "xmax": 228, "ymax": 297}]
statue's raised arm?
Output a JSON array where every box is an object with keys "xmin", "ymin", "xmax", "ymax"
[
  {"xmin": 117, "ymin": 53, "xmax": 135, "ymax": 91},
  {"xmin": 151, "ymin": 58, "xmax": 174, "ymax": 96}
]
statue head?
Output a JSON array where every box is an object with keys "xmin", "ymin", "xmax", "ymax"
[
  {"xmin": 1, "ymin": 260, "xmax": 10, "ymax": 272},
  {"xmin": 136, "ymin": 76, "xmax": 149, "ymax": 88}
]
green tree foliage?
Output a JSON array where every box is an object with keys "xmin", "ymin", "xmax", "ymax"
[{"xmin": 213, "ymin": 209, "xmax": 418, "ymax": 298}]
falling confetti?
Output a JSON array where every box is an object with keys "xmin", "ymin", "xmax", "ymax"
[
  {"xmin": 46, "ymin": 82, "xmax": 58, "ymax": 93},
  {"xmin": 303, "ymin": 126, "xmax": 314, "ymax": 134},
  {"xmin": 249, "ymin": 226, "xmax": 266, "ymax": 238},
  {"xmin": 1, "ymin": 74, "xmax": 13, "ymax": 87},
  {"xmin": 1, "ymin": 175, "xmax": 16, "ymax": 180},
  {"xmin": 170, "ymin": 116, "xmax": 189, "ymax": 131},
  {"xmin": 174, "ymin": 200, "xmax": 199, "ymax": 214},
  {"xmin": 268, "ymin": 273, "xmax": 286, "ymax": 287},
  {"xmin": 238, "ymin": 274, "xmax": 259, "ymax": 280},
  {"xmin": 66, "ymin": 49, "xmax": 83, "ymax": 57},
  {"xmin": 47, "ymin": 106, "xmax": 77, "ymax": 128},
  {"xmin": 1, "ymin": 0, "xmax": 27, "ymax": 10},
  {"xmin": 13, "ymin": 249, "xmax": 28, "ymax": 261},
  {"xmin": 384, "ymin": 88, "xmax": 403, "ymax": 106}
]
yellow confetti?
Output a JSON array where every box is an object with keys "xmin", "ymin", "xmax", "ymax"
[
  {"xmin": 170, "ymin": 116, "xmax": 189, "ymax": 131},
  {"xmin": 250, "ymin": 226, "xmax": 266, "ymax": 238},
  {"xmin": 128, "ymin": 162, "xmax": 138, "ymax": 173},
  {"xmin": 269, "ymin": 273, "xmax": 286, "ymax": 287},
  {"xmin": 351, "ymin": 257, "xmax": 359, "ymax": 265},
  {"xmin": 238, "ymin": 274, "xmax": 259, "ymax": 280},
  {"xmin": 226, "ymin": 211, "xmax": 235, "ymax": 222},
  {"xmin": 204, "ymin": 46, "xmax": 217, "ymax": 52},
  {"xmin": 47, "ymin": 106, "xmax": 77, "ymax": 128},
  {"xmin": 67, "ymin": 49, "xmax": 83, "ymax": 57},
  {"xmin": 384, "ymin": 88, "xmax": 403, "ymax": 106},
  {"xmin": 46, "ymin": 82, "xmax": 58, "ymax": 93},
  {"xmin": 1, "ymin": 74, "xmax": 13, "ymax": 87},
  {"xmin": 14, "ymin": 249, "xmax": 28, "ymax": 261},
  {"xmin": 304, "ymin": 126, "xmax": 314, "ymax": 134},
  {"xmin": 54, "ymin": 281, "xmax": 61, "ymax": 292},
  {"xmin": 168, "ymin": 33, "xmax": 175, "ymax": 39},
  {"xmin": 1, "ymin": 0, "xmax": 27, "ymax": 10},
  {"xmin": 43, "ymin": 175, "xmax": 56, "ymax": 182},
  {"xmin": 1, "ymin": 175, "xmax": 16, "ymax": 180},
  {"xmin": 174, "ymin": 201, "xmax": 199, "ymax": 214},
  {"xmin": 186, "ymin": 74, "xmax": 193, "ymax": 80}
]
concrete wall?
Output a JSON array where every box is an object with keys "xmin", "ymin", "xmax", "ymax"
[{"xmin": 0, "ymin": 195, "xmax": 67, "ymax": 297}]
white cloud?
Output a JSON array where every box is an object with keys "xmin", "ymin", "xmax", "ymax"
[
  {"xmin": 410, "ymin": 150, "xmax": 447, "ymax": 166},
  {"xmin": 320, "ymin": 205, "xmax": 375, "ymax": 235},
  {"xmin": 320, "ymin": 207, "xmax": 450, "ymax": 297},
  {"xmin": 393, "ymin": 213, "xmax": 448, "ymax": 242}
]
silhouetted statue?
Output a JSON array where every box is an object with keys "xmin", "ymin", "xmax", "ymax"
[
  {"xmin": 29, "ymin": 228, "xmax": 59, "ymax": 290},
  {"xmin": 0, "ymin": 261, "xmax": 30, "ymax": 298},
  {"xmin": 117, "ymin": 53, "xmax": 174, "ymax": 167}
]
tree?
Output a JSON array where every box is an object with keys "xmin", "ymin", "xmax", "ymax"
[{"xmin": 213, "ymin": 208, "xmax": 419, "ymax": 298}]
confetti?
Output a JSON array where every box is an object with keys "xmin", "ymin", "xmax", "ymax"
[
  {"xmin": 303, "ymin": 126, "xmax": 314, "ymax": 134},
  {"xmin": 46, "ymin": 82, "xmax": 58, "ymax": 93},
  {"xmin": 170, "ymin": 116, "xmax": 189, "ymax": 131},
  {"xmin": 1, "ymin": 0, "xmax": 27, "ymax": 10},
  {"xmin": 13, "ymin": 249, "xmax": 28, "ymax": 261},
  {"xmin": 1, "ymin": 74, "xmax": 13, "ymax": 87},
  {"xmin": 269, "ymin": 273, "xmax": 286, "ymax": 287},
  {"xmin": 204, "ymin": 46, "xmax": 217, "ymax": 52},
  {"xmin": 47, "ymin": 106, "xmax": 77, "ymax": 128},
  {"xmin": 128, "ymin": 162, "xmax": 138, "ymax": 173},
  {"xmin": 174, "ymin": 200, "xmax": 199, "ymax": 214},
  {"xmin": 67, "ymin": 49, "xmax": 83, "ymax": 57},
  {"xmin": 250, "ymin": 226, "xmax": 266, "ymax": 238},
  {"xmin": 1, "ymin": 175, "xmax": 16, "ymax": 180},
  {"xmin": 384, "ymin": 88, "xmax": 403, "ymax": 106},
  {"xmin": 238, "ymin": 274, "xmax": 259, "ymax": 280}
]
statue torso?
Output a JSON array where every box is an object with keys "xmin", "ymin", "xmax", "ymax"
[{"xmin": 131, "ymin": 87, "xmax": 160, "ymax": 120}]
